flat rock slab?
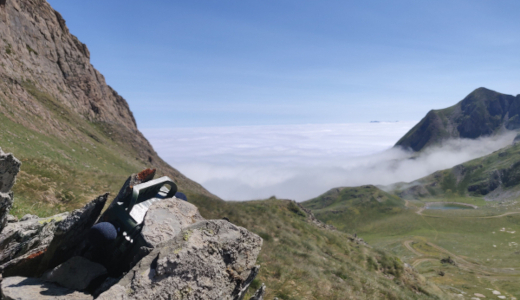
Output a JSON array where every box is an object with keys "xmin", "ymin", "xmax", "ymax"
[
  {"xmin": 1, "ymin": 276, "xmax": 93, "ymax": 300},
  {"xmin": 43, "ymin": 256, "xmax": 107, "ymax": 291}
]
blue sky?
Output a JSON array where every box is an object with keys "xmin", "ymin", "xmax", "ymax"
[{"xmin": 47, "ymin": 0, "xmax": 520, "ymax": 128}]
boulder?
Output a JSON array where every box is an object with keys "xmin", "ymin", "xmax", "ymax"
[
  {"xmin": 140, "ymin": 198, "xmax": 204, "ymax": 248},
  {"xmin": 1, "ymin": 276, "xmax": 93, "ymax": 300},
  {"xmin": 42, "ymin": 256, "xmax": 107, "ymax": 291},
  {"xmin": 98, "ymin": 220, "xmax": 262, "ymax": 300},
  {"xmin": 0, "ymin": 147, "xmax": 21, "ymax": 234},
  {"xmin": 37, "ymin": 193, "xmax": 108, "ymax": 275}
]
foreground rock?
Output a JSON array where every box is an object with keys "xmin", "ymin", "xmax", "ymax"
[
  {"xmin": 98, "ymin": 220, "xmax": 262, "ymax": 300},
  {"xmin": 0, "ymin": 213, "xmax": 68, "ymax": 273},
  {"xmin": 38, "ymin": 194, "xmax": 108, "ymax": 275},
  {"xmin": 140, "ymin": 197, "xmax": 205, "ymax": 248},
  {"xmin": 1, "ymin": 276, "xmax": 93, "ymax": 300},
  {"xmin": 42, "ymin": 256, "xmax": 107, "ymax": 291},
  {"xmin": 0, "ymin": 148, "xmax": 21, "ymax": 234}
]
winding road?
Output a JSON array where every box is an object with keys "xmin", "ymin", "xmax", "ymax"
[{"xmin": 405, "ymin": 200, "xmax": 520, "ymax": 219}]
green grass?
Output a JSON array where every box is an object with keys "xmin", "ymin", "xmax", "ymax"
[
  {"xmin": 0, "ymin": 86, "xmax": 150, "ymax": 217},
  {"xmin": 302, "ymin": 185, "xmax": 405, "ymax": 234},
  {"xmin": 323, "ymin": 204, "xmax": 520, "ymax": 298},
  {"xmin": 188, "ymin": 194, "xmax": 451, "ymax": 300}
]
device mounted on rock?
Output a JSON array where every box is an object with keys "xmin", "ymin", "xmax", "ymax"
[{"xmin": 95, "ymin": 175, "xmax": 177, "ymax": 274}]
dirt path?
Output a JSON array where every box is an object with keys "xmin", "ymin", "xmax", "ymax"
[
  {"xmin": 404, "ymin": 200, "xmax": 520, "ymax": 219},
  {"xmin": 402, "ymin": 239, "xmax": 520, "ymax": 276}
]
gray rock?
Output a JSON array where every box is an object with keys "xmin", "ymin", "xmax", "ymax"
[
  {"xmin": 0, "ymin": 213, "xmax": 68, "ymax": 277},
  {"xmin": 19, "ymin": 214, "xmax": 38, "ymax": 222},
  {"xmin": 98, "ymin": 220, "xmax": 263, "ymax": 300},
  {"xmin": 6, "ymin": 214, "xmax": 18, "ymax": 223},
  {"xmin": 0, "ymin": 147, "xmax": 21, "ymax": 194},
  {"xmin": 0, "ymin": 213, "xmax": 67, "ymax": 266},
  {"xmin": 42, "ymin": 256, "xmax": 107, "ymax": 291},
  {"xmin": 140, "ymin": 197, "xmax": 204, "ymax": 248},
  {"xmin": 0, "ymin": 192, "xmax": 12, "ymax": 233},
  {"xmin": 1, "ymin": 276, "xmax": 93, "ymax": 300},
  {"xmin": 249, "ymin": 283, "xmax": 266, "ymax": 300},
  {"xmin": 38, "ymin": 194, "xmax": 108, "ymax": 275},
  {"xmin": 0, "ymin": 246, "xmax": 48, "ymax": 278},
  {"xmin": 0, "ymin": 148, "xmax": 21, "ymax": 234}
]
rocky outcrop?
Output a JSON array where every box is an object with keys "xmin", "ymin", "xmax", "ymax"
[
  {"xmin": 0, "ymin": 213, "xmax": 67, "ymax": 266},
  {"xmin": 38, "ymin": 193, "xmax": 108, "ymax": 274},
  {"xmin": 98, "ymin": 220, "xmax": 262, "ymax": 300},
  {"xmin": 0, "ymin": 168, "xmax": 263, "ymax": 299},
  {"xmin": 395, "ymin": 87, "xmax": 520, "ymax": 151},
  {"xmin": 1, "ymin": 276, "xmax": 93, "ymax": 300},
  {"xmin": 0, "ymin": 147, "xmax": 21, "ymax": 234}
]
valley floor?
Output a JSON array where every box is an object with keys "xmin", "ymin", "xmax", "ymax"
[{"xmin": 363, "ymin": 199, "xmax": 520, "ymax": 299}]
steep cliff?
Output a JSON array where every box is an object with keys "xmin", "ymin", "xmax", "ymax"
[{"xmin": 0, "ymin": 0, "xmax": 217, "ymax": 215}]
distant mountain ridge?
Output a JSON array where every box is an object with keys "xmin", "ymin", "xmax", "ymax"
[{"xmin": 396, "ymin": 88, "xmax": 520, "ymax": 151}]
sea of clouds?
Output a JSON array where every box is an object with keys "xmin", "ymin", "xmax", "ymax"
[{"xmin": 142, "ymin": 122, "xmax": 516, "ymax": 201}]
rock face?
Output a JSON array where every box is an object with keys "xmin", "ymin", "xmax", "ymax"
[
  {"xmin": 395, "ymin": 87, "xmax": 520, "ymax": 151},
  {"xmin": 1, "ymin": 276, "xmax": 93, "ymax": 300},
  {"xmin": 0, "ymin": 213, "xmax": 67, "ymax": 266},
  {"xmin": 0, "ymin": 147, "xmax": 21, "ymax": 234},
  {"xmin": 0, "ymin": 0, "xmax": 215, "ymax": 198},
  {"xmin": 98, "ymin": 220, "xmax": 263, "ymax": 300}
]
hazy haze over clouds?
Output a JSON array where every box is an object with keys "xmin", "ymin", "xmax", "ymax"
[{"xmin": 143, "ymin": 123, "xmax": 517, "ymax": 201}]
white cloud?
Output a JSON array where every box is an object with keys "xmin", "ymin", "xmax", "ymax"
[{"xmin": 142, "ymin": 123, "xmax": 516, "ymax": 201}]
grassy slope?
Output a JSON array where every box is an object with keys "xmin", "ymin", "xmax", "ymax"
[
  {"xmin": 0, "ymin": 82, "xmax": 161, "ymax": 217},
  {"xmin": 301, "ymin": 185, "xmax": 405, "ymax": 234},
  {"xmin": 189, "ymin": 194, "xmax": 450, "ymax": 300}
]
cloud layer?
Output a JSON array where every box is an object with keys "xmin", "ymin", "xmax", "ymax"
[{"xmin": 143, "ymin": 123, "xmax": 516, "ymax": 201}]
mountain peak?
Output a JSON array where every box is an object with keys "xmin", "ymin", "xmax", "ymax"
[{"xmin": 395, "ymin": 88, "xmax": 519, "ymax": 151}]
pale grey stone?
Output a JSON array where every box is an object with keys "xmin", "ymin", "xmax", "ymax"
[
  {"xmin": 98, "ymin": 220, "xmax": 263, "ymax": 300},
  {"xmin": 42, "ymin": 256, "xmax": 107, "ymax": 291},
  {"xmin": 1, "ymin": 276, "xmax": 93, "ymax": 300},
  {"xmin": 6, "ymin": 214, "xmax": 18, "ymax": 223},
  {"xmin": 140, "ymin": 197, "xmax": 204, "ymax": 248}
]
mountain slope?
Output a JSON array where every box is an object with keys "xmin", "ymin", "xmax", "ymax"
[
  {"xmin": 0, "ymin": 0, "xmax": 216, "ymax": 215},
  {"xmin": 393, "ymin": 140, "xmax": 520, "ymax": 201},
  {"xmin": 301, "ymin": 185, "xmax": 405, "ymax": 233},
  {"xmin": 395, "ymin": 88, "xmax": 520, "ymax": 151}
]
